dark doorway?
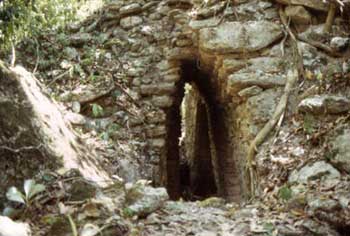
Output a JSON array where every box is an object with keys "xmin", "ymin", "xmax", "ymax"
[{"xmin": 165, "ymin": 60, "xmax": 222, "ymax": 200}]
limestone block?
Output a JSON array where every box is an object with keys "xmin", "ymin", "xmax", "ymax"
[
  {"xmin": 199, "ymin": 21, "xmax": 282, "ymax": 54},
  {"xmin": 119, "ymin": 3, "xmax": 142, "ymax": 16},
  {"xmin": 227, "ymin": 73, "xmax": 285, "ymax": 95},
  {"xmin": 330, "ymin": 130, "xmax": 350, "ymax": 173},
  {"xmin": 149, "ymin": 138, "xmax": 166, "ymax": 148},
  {"xmin": 289, "ymin": 161, "xmax": 340, "ymax": 183},
  {"xmin": 152, "ymin": 95, "xmax": 174, "ymax": 108},
  {"xmin": 285, "ymin": 6, "xmax": 312, "ymax": 24},
  {"xmin": 298, "ymin": 95, "xmax": 350, "ymax": 115},
  {"xmin": 120, "ymin": 16, "xmax": 143, "ymax": 30},
  {"xmin": 238, "ymin": 86, "xmax": 263, "ymax": 99},
  {"xmin": 275, "ymin": 0, "xmax": 329, "ymax": 11},
  {"xmin": 146, "ymin": 125, "xmax": 167, "ymax": 138},
  {"xmin": 189, "ymin": 18, "xmax": 221, "ymax": 30},
  {"xmin": 165, "ymin": 47, "xmax": 198, "ymax": 60},
  {"xmin": 140, "ymin": 83, "xmax": 176, "ymax": 95}
]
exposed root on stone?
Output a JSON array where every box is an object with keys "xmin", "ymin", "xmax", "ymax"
[
  {"xmin": 324, "ymin": 2, "xmax": 337, "ymax": 33},
  {"xmin": 245, "ymin": 7, "xmax": 302, "ymax": 198},
  {"xmin": 246, "ymin": 69, "xmax": 298, "ymax": 198}
]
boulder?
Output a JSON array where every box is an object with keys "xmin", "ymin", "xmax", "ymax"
[
  {"xmin": 331, "ymin": 130, "xmax": 350, "ymax": 173},
  {"xmin": 289, "ymin": 161, "xmax": 340, "ymax": 184},
  {"xmin": 298, "ymin": 95, "xmax": 350, "ymax": 115},
  {"xmin": 125, "ymin": 180, "xmax": 169, "ymax": 217},
  {"xmin": 199, "ymin": 21, "xmax": 282, "ymax": 54},
  {"xmin": 0, "ymin": 216, "xmax": 30, "ymax": 236}
]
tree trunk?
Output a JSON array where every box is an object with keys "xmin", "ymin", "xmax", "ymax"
[{"xmin": 0, "ymin": 61, "xmax": 111, "ymax": 206}]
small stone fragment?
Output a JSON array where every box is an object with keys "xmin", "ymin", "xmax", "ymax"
[
  {"xmin": 330, "ymin": 37, "xmax": 349, "ymax": 52},
  {"xmin": 298, "ymin": 95, "xmax": 350, "ymax": 115}
]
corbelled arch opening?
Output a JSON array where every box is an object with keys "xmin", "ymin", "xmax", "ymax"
[{"xmin": 163, "ymin": 59, "xmax": 241, "ymax": 201}]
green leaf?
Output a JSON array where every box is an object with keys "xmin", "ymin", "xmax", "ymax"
[
  {"xmin": 6, "ymin": 186, "xmax": 25, "ymax": 204},
  {"xmin": 91, "ymin": 104, "xmax": 104, "ymax": 117},
  {"xmin": 278, "ymin": 186, "xmax": 292, "ymax": 201},
  {"xmin": 24, "ymin": 179, "xmax": 46, "ymax": 200}
]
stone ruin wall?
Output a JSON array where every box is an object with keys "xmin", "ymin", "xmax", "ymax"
[
  {"xmin": 102, "ymin": 1, "xmax": 296, "ymax": 201},
  {"xmin": 63, "ymin": 0, "xmax": 349, "ymax": 201}
]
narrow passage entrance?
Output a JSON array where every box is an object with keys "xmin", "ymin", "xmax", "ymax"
[{"xmin": 165, "ymin": 60, "xmax": 233, "ymax": 201}]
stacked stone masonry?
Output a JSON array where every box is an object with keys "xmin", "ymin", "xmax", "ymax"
[{"xmin": 67, "ymin": 0, "xmax": 350, "ymax": 202}]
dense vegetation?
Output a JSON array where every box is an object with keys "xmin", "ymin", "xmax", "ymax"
[{"xmin": 0, "ymin": 0, "xmax": 80, "ymax": 50}]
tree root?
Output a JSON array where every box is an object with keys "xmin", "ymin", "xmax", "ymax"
[
  {"xmin": 324, "ymin": 3, "xmax": 337, "ymax": 34},
  {"xmin": 245, "ymin": 7, "xmax": 302, "ymax": 198},
  {"xmin": 246, "ymin": 69, "xmax": 298, "ymax": 197}
]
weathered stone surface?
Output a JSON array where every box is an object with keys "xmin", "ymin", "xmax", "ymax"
[
  {"xmin": 59, "ymin": 77, "xmax": 115, "ymax": 104},
  {"xmin": 119, "ymin": 3, "xmax": 142, "ymax": 16},
  {"xmin": 238, "ymin": 85, "xmax": 263, "ymax": 98},
  {"xmin": 330, "ymin": 37, "xmax": 349, "ymax": 52},
  {"xmin": 289, "ymin": 161, "xmax": 340, "ymax": 184},
  {"xmin": 227, "ymin": 73, "xmax": 285, "ymax": 94},
  {"xmin": 120, "ymin": 16, "xmax": 143, "ymax": 30},
  {"xmin": 285, "ymin": 5, "xmax": 312, "ymax": 24},
  {"xmin": 125, "ymin": 180, "xmax": 169, "ymax": 217},
  {"xmin": 69, "ymin": 32, "xmax": 92, "ymax": 46},
  {"xmin": 149, "ymin": 138, "xmax": 166, "ymax": 149},
  {"xmin": 331, "ymin": 130, "xmax": 350, "ymax": 173},
  {"xmin": 152, "ymin": 95, "xmax": 173, "ymax": 108},
  {"xmin": 275, "ymin": 0, "xmax": 328, "ymax": 11},
  {"xmin": 140, "ymin": 83, "xmax": 176, "ymax": 95},
  {"xmin": 0, "ymin": 216, "xmax": 30, "ymax": 236},
  {"xmin": 298, "ymin": 95, "xmax": 350, "ymax": 115},
  {"xmin": 308, "ymin": 198, "xmax": 340, "ymax": 212},
  {"xmin": 199, "ymin": 21, "xmax": 282, "ymax": 54},
  {"xmin": 189, "ymin": 18, "xmax": 221, "ymax": 30}
]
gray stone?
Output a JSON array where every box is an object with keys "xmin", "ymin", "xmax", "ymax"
[
  {"xmin": 125, "ymin": 180, "xmax": 169, "ymax": 217},
  {"xmin": 63, "ymin": 47, "xmax": 79, "ymax": 60},
  {"xmin": 275, "ymin": 0, "xmax": 329, "ymax": 11},
  {"xmin": 119, "ymin": 3, "xmax": 142, "ymax": 16},
  {"xmin": 189, "ymin": 18, "xmax": 221, "ymax": 30},
  {"xmin": 59, "ymin": 77, "xmax": 115, "ymax": 104},
  {"xmin": 140, "ymin": 83, "xmax": 176, "ymax": 95},
  {"xmin": 238, "ymin": 86, "xmax": 263, "ymax": 98},
  {"xmin": 227, "ymin": 73, "xmax": 285, "ymax": 94},
  {"xmin": 69, "ymin": 33, "xmax": 92, "ymax": 46},
  {"xmin": 152, "ymin": 95, "xmax": 173, "ymax": 108},
  {"xmin": 120, "ymin": 16, "xmax": 143, "ymax": 30},
  {"xmin": 289, "ymin": 161, "xmax": 340, "ymax": 184},
  {"xmin": 199, "ymin": 21, "xmax": 282, "ymax": 54},
  {"xmin": 307, "ymin": 198, "xmax": 340, "ymax": 212},
  {"xmin": 330, "ymin": 37, "xmax": 349, "ymax": 52},
  {"xmin": 0, "ymin": 216, "xmax": 30, "ymax": 236},
  {"xmin": 118, "ymin": 159, "xmax": 140, "ymax": 183},
  {"xmin": 285, "ymin": 5, "xmax": 312, "ymax": 24},
  {"xmin": 331, "ymin": 130, "xmax": 350, "ymax": 173},
  {"xmin": 298, "ymin": 95, "xmax": 350, "ymax": 115}
]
